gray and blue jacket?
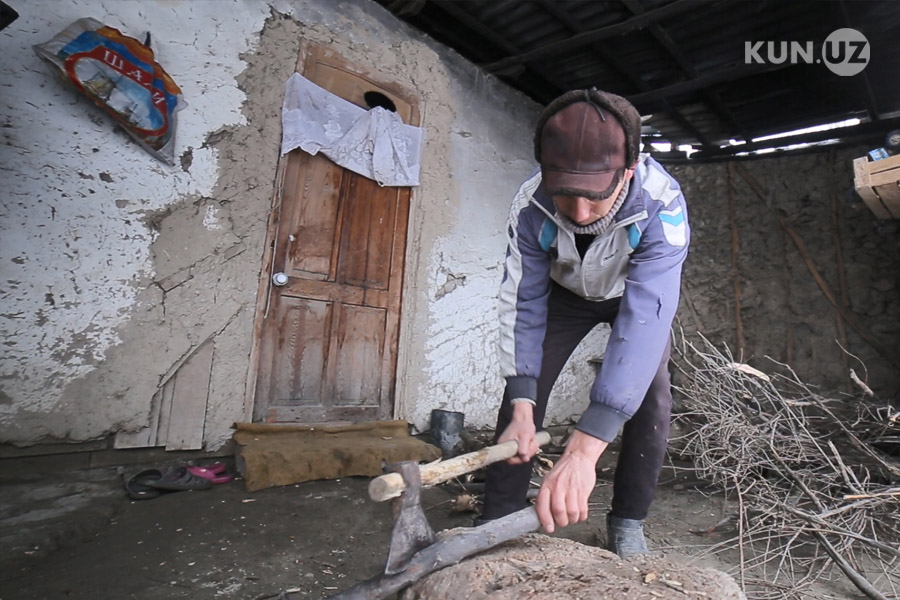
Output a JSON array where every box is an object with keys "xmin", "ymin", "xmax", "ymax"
[{"xmin": 498, "ymin": 154, "xmax": 690, "ymax": 442}]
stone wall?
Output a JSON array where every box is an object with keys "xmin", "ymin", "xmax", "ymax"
[{"xmin": 669, "ymin": 147, "xmax": 900, "ymax": 396}]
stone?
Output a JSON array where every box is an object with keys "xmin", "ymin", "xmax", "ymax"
[{"xmin": 402, "ymin": 533, "xmax": 745, "ymax": 600}]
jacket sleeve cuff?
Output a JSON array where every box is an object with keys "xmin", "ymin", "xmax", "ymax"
[
  {"xmin": 505, "ymin": 376, "xmax": 537, "ymax": 403},
  {"xmin": 575, "ymin": 402, "xmax": 630, "ymax": 443}
]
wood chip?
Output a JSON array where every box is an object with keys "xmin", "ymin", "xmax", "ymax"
[
  {"xmin": 849, "ymin": 369, "xmax": 874, "ymax": 397},
  {"xmin": 726, "ymin": 362, "xmax": 770, "ymax": 381},
  {"xmin": 450, "ymin": 493, "xmax": 480, "ymax": 513},
  {"xmin": 662, "ymin": 578, "xmax": 685, "ymax": 593}
]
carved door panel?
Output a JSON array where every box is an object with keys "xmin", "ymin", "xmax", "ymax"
[{"xmin": 253, "ymin": 46, "xmax": 418, "ymax": 423}]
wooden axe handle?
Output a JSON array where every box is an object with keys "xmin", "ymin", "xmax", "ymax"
[{"xmin": 368, "ymin": 430, "xmax": 552, "ymax": 502}]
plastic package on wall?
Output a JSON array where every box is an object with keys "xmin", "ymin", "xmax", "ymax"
[{"xmin": 34, "ymin": 17, "xmax": 185, "ymax": 165}]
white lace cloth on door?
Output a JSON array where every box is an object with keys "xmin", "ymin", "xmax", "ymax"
[{"xmin": 281, "ymin": 73, "xmax": 423, "ymax": 187}]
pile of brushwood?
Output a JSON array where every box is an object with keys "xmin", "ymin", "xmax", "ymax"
[{"xmin": 671, "ymin": 335, "xmax": 900, "ymax": 600}]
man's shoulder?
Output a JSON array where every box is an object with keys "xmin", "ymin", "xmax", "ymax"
[
  {"xmin": 512, "ymin": 170, "xmax": 555, "ymax": 218},
  {"xmin": 631, "ymin": 156, "xmax": 689, "ymax": 248},
  {"xmin": 636, "ymin": 154, "xmax": 684, "ymax": 210}
]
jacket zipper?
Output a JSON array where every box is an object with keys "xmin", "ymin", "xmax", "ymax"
[{"xmin": 571, "ymin": 210, "xmax": 648, "ymax": 296}]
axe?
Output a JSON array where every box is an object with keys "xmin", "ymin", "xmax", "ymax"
[{"xmin": 323, "ymin": 431, "xmax": 552, "ymax": 600}]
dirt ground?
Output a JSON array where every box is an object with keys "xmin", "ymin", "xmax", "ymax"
[{"xmin": 0, "ymin": 440, "xmax": 860, "ymax": 600}]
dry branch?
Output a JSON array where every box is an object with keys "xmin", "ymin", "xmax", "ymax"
[{"xmin": 671, "ymin": 334, "xmax": 900, "ymax": 600}]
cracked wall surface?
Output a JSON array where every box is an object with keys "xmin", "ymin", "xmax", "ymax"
[
  {"xmin": 0, "ymin": 0, "xmax": 549, "ymax": 447},
  {"xmin": 0, "ymin": 0, "xmax": 280, "ymax": 445},
  {"xmin": 2, "ymin": 1, "xmax": 894, "ymax": 450}
]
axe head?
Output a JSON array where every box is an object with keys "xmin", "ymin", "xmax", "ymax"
[{"xmin": 384, "ymin": 461, "xmax": 435, "ymax": 575}]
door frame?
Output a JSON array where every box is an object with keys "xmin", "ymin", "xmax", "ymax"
[{"xmin": 243, "ymin": 41, "xmax": 419, "ymax": 424}]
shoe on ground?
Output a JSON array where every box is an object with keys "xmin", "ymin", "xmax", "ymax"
[
  {"xmin": 606, "ymin": 512, "xmax": 650, "ymax": 558},
  {"xmin": 149, "ymin": 466, "xmax": 213, "ymax": 491},
  {"xmin": 472, "ymin": 515, "xmax": 493, "ymax": 527}
]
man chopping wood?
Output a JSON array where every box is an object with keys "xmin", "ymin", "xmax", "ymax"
[{"xmin": 480, "ymin": 88, "xmax": 690, "ymax": 558}]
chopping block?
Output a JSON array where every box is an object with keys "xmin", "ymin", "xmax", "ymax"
[{"xmin": 324, "ymin": 430, "xmax": 552, "ymax": 600}]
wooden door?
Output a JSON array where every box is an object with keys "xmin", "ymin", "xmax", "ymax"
[{"xmin": 252, "ymin": 46, "xmax": 419, "ymax": 423}]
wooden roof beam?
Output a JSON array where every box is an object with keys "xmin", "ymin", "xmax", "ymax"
[
  {"xmin": 534, "ymin": 0, "xmax": 711, "ymax": 146},
  {"xmin": 481, "ymin": 0, "xmax": 715, "ymax": 74},
  {"xmin": 621, "ymin": 0, "xmax": 750, "ymax": 143},
  {"xmin": 627, "ymin": 59, "xmax": 788, "ymax": 109},
  {"xmin": 430, "ymin": 1, "xmax": 569, "ymax": 97},
  {"xmin": 839, "ymin": 0, "xmax": 881, "ymax": 122}
]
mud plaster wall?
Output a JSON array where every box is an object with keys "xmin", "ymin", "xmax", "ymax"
[
  {"xmin": 402, "ymin": 59, "xmax": 608, "ymax": 431},
  {"xmin": 0, "ymin": 0, "xmax": 277, "ymax": 447},
  {"xmin": 8, "ymin": 2, "xmax": 887, "ymax": 452},
  {"xmin": 669, "ymin": 148, "xmax": 900, "ymax": 396},
  {"xmin": 334, "ymin": 3, "xmax": 604, "ymax": 432},
  {"xmin": 0, "ymin": 0, "xmax": 568, "ymax": 447}
]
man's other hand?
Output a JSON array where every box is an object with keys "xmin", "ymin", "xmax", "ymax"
[
  {"xmin": 497, "ymin": 403, "xmax": 538, "ymax": 465},
  {"xmin": 536, "ymin": 430, "xmax": 608, "ymax": 533}
]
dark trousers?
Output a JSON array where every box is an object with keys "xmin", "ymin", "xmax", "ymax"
[{"xmin": 482, "ymin": 283, "xmax": 672, "ymax": 521}]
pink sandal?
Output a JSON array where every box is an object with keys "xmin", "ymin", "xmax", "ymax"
[{"xmin": 187, "ymin": 463, "xmax": 233, "ymax": 484}]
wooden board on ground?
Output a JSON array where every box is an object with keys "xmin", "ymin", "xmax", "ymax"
[
  {"xmin": 165, "ymin": 341, "xmax": 213, "ymax": 450},
  {"xmin": 114, "ymin": 342, "xmax": 212, "ymax": 451}
]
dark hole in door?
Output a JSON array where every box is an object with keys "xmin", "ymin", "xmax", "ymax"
[{"xmin": 364, "ymin": 91, "xmax": 397, "ymax": 113}]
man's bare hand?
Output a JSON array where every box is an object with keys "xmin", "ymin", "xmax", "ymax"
[
  {"xmin": 536, "ymin": 430, "xmax": 608, "ymax": 533},
  {"xmin": 497, "ymin": 403, "xmax": 538, "ymax": 464}
]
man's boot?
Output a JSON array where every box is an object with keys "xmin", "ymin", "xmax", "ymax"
[
  {"xmin": 606, "ymin": 512, "xmax": 650, "ymax": 558},
  {"xmin": 472, "ymin": 515, "xmax": 492, "ymax": 527}
]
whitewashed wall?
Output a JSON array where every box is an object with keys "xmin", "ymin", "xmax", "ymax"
[
  {"xmin": 0, "ymin": 0, "xmax": 601, "ymax": 449},
  {"xmin": 0, "ymin": 0, "xmax": 278, "ymax": 446},
  {"xmin": 404, "ymin": 75, "xmax": 608, "ymax": 430}
]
